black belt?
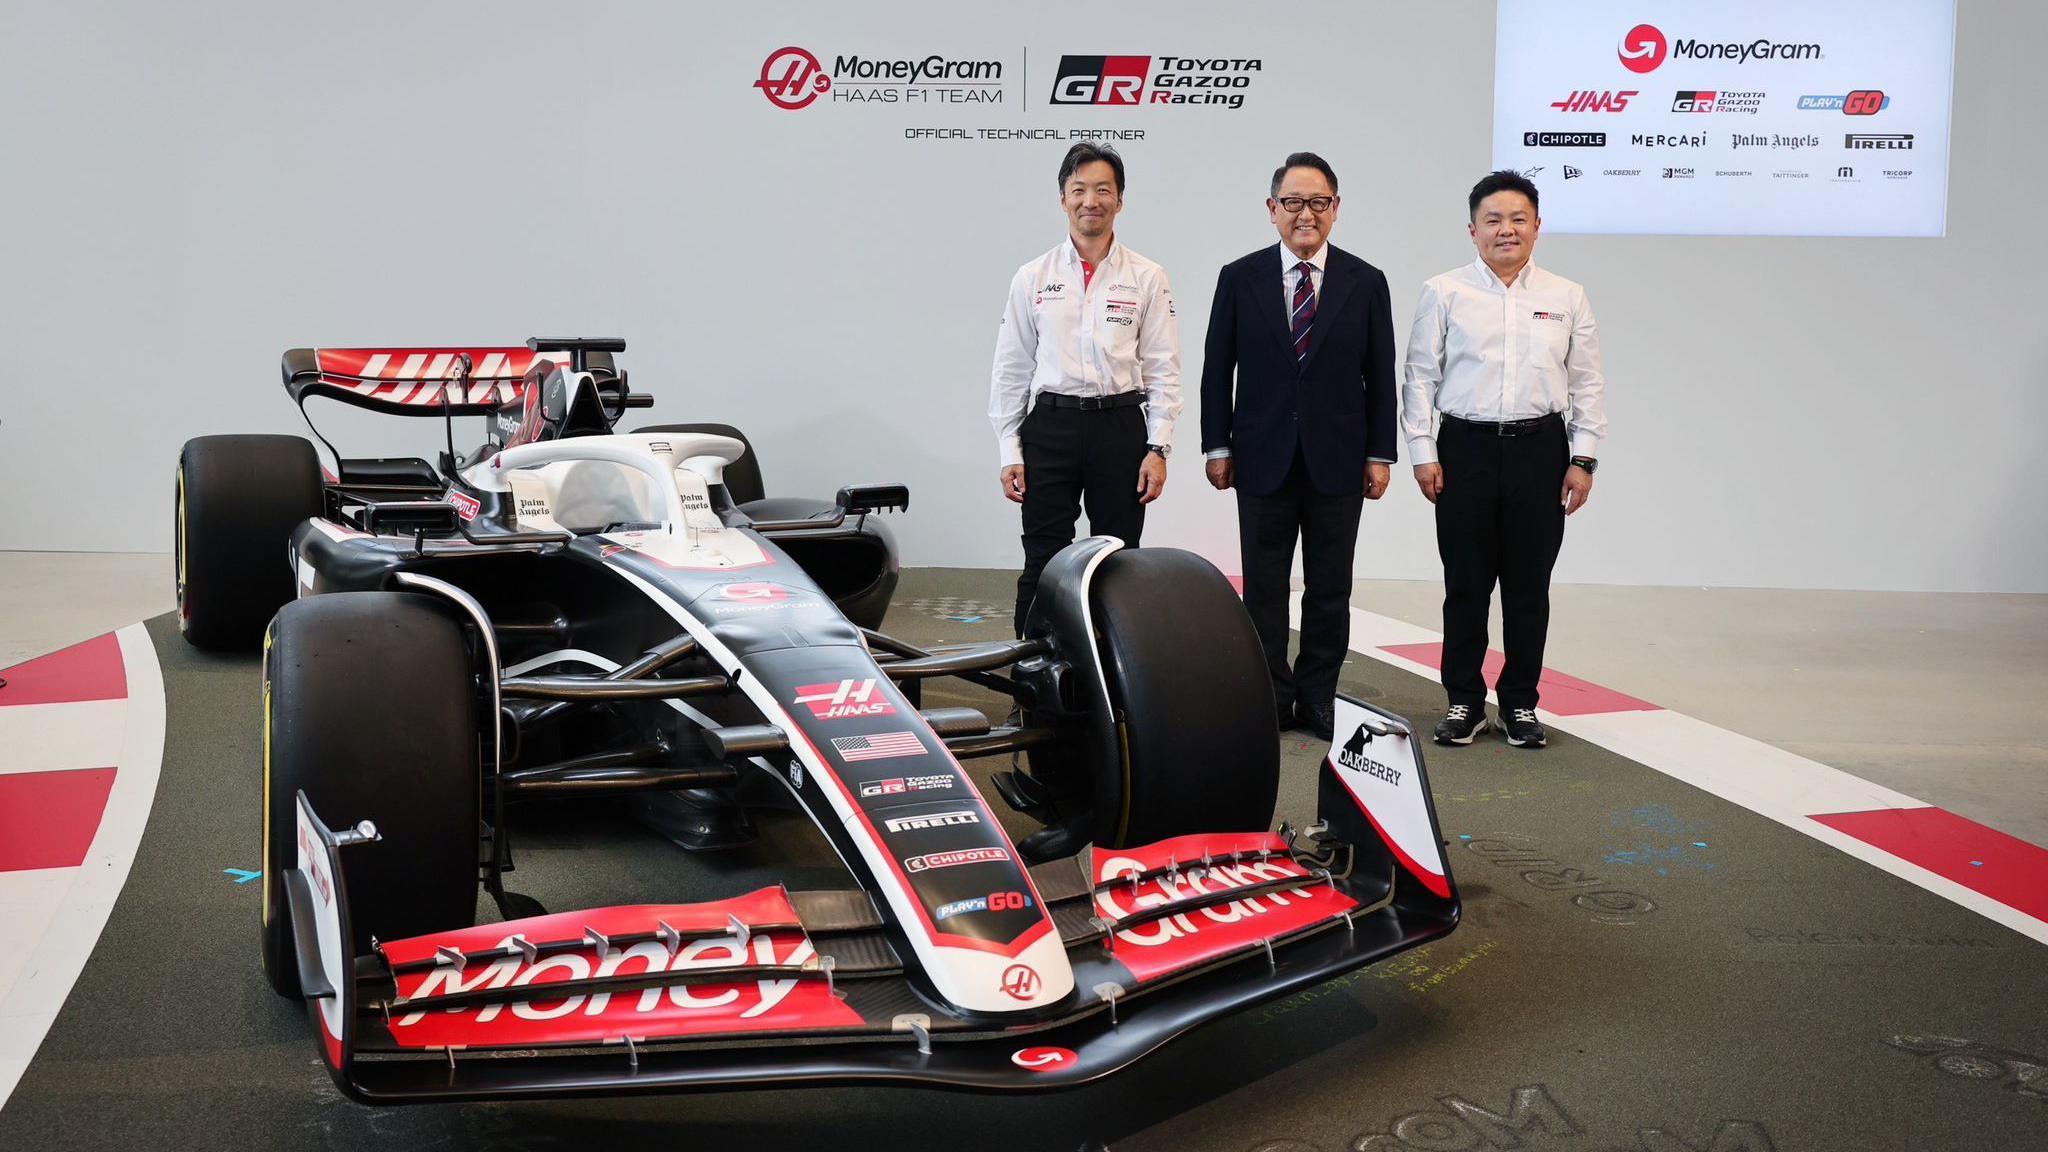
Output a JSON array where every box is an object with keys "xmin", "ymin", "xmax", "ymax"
[
  {"xmin": 1442, "ymin": 412, "xmax": 1561, "ymax": 437},
  {"xmin": 1035, "ymin": 391, "xmax": 1145, "ymax": 411}
]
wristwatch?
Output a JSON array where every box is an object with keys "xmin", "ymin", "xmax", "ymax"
[
  {"xmin": 1147, "ymin": 443, "xmax": 1171, "ymax": 459},
  {"xmin": 1570, "ymin": 455, "xmax": 1598, "ymax": 474}
]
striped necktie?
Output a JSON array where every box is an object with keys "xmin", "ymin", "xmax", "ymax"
[{"xmin": 1291, "ymin": 261, "xmax": 1316, "ymax": 362}]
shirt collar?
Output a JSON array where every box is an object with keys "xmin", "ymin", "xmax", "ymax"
[
  {"xmin": 1063, "ymin": 235, "xmax": 1120, "ymax": 271},
  {"xmin": 1283, "ymin": 243, "xmax": 1328, "ymax": 276},
  {"xmin": 1470, "ymin": 254, "xmax": 1538, "ymax": 290}
]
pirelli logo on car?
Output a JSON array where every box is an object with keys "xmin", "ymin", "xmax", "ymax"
[{"xmin": 884, "ymin": 810, "xmax": 981, "ymax": 833}]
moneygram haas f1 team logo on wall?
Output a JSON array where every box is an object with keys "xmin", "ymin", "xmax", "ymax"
[{"xmin": 757, "ymin": 47, "xmax": 831, "ymax": 109}]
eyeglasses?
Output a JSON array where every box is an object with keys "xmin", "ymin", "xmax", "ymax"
[{"xmin": 1275, "ymin": 196, "xmax": 1336, "ymax": 214}]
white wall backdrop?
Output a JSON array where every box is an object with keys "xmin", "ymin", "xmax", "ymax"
[{"xmin": 2, "ymin": 1, "xmax": 2042, "ymax": 592}]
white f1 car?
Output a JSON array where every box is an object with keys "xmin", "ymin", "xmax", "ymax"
[{"xmin": 174, "ymin": 337, "xmax": 1460, "ymax": 1102}]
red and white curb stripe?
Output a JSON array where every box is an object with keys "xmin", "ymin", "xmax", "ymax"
[
  {"xmin": 1326, "ymin": 604, "xmax": 2048, "ymax": 946},
  {"xmin": 0, "ymin": 627, "xmax": 164, "ymax": 1111}
]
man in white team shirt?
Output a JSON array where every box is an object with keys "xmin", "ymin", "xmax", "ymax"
[
  {"xmin": 1402, "ymin": 170, "xmax": 1608, "ymax": 750},
  {"xmin": 990, "ymin": 143, "xmax": 1182, "ymax": 635}
]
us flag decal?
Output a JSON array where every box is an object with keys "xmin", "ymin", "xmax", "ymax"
[{"xmin": 830, "ymin": 731, "xmax": 924, "ymax": 762}]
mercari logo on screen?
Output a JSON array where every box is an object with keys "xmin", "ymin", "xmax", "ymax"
[{"xmin": 1618, "ymin": 23, "xmax": 1821, "ymax": 73}]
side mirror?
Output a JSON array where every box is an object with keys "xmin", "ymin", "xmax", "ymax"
[{"xmin": 836, "ymin": 484, "xmax": 909, "ymax": 515}]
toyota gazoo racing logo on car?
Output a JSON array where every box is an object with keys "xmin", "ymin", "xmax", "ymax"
[
  {"xmin": 1550, "ymin": 89, "xmax": 1636, "ymax": 112},
  {"xmin": 903, "ymin": 846, "xmax": 1009, "ymax": 873},
  {"xmin": 858, "ymin": 774, "xmax": 954, "ymax": 798},
  {"xmin": 792, "ymin": 678, "xmax": 895, "ymax": 720},
  {"xmin": 755, "ymin": 46, "xmax": 1004, "ymax": 110},
  {"xmin": 1618, "ymin": 22, "xmax": 1821, "ymax": 73},
  {"xmin": 1049, "ymin": 55, "xmax": 1261, "ymax": 109},
  {"xmin": 1798, "ymin": 90, "xmax": 1890, "ymax": 114}
]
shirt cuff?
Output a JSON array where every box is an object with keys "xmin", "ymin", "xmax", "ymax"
[
  {"xmin": 1367, "ymin": 456, "xmax": 1394, "ymax": 465},
  {"xmin": 1569, "ymin": 431, "xmax": 1601, "ymax": 459},
  {"xmin": 1407, "ymin": 436, "xmax": 1439, "ymax": 466},
  {"xmin": 999, "ymin": 436, "xmax": 1024, "ymax": 469},
  {"xmin": 1204, "ymin": 448, "xmax": 1232, "ymax": 460}
]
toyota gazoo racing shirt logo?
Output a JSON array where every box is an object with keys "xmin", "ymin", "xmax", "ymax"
[
  {"xmin": 792, "ymin": 678, "xmax": 895, "ymax": 720},
  {"xmin": 755, "ymin": 46, "xmax": 1003, "ymax": 109},
  {"xmin": 1620, "ymin": 23, "xmax": 1821, "ymax": 73},
  {"xmin": 1000, "ymin": 964, "xmax": 1041, "ymax": 1000},
  {"xmin": 1049, "ymin": 55, "xmax": 1260, "ymax": 109}
]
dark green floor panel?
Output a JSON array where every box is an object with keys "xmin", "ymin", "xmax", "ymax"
[{"xmin": 2, "ymin": 568, "xmax": 2043, "ymax": 1151}]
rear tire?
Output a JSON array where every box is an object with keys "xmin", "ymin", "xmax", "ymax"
[
  {"xmin": 261, "ymin": 592, "xmax": 481, "ymax": 997},
  {"xmin": 177, "ymin": 435, "xmax": 322, "ymax": 651},
  {"xmin": 1088, "ymin": 549, "xmax": 1280, "ymax": 846}
]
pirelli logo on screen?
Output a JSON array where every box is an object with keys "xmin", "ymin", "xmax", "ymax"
[{"xmin": 1049, "ymin": 56, "xmax": 1260, "ymax": 109}]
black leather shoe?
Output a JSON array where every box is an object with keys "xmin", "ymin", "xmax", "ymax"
[
  {"xmin": 1432, "ymin": 703, "xmax": 1489, "ymax": 746},
  {"xmin": 1502, "ymin": 706, "xmax": 1547, "ymax": 748},
  {"xmin": 1294, "ymin": 699, "xmax": 1336, "ymax": 741}
]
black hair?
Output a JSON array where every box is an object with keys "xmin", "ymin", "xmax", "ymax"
[
  {"xmin": 1058, "ymin": 142, "xmax": 1126, "ymax": 194},
  {"xmin": 1270, "ymin": 152, "xmax": 1339, "ymax": 198},
  {"xmin": 1468, "ymin": 169, "xmax": 1539, "ymax": 220}
]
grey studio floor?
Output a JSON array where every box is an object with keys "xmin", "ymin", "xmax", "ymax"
[{"xmin": 2, "ymin": 551, "xmax": 2046, "ymax": 1151}]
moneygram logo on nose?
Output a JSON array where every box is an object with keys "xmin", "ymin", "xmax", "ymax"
[
  {"xmin": 757, "ymin": 46, "xmax": 831, "ymax": 109},
  {"xmin": 1618, "ymin": 24, "xmax": 1667, "ymax": 73}
]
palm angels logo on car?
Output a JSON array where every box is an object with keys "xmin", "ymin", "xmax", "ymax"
[
  {"xmin": 792, "ymin": 679, "xmax": 895, "ymax": 720},
  {"xmin": 1336, "ymin": 725, "xmax": 1402, "ymax": 786}
]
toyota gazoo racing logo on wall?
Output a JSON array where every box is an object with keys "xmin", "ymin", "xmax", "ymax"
[
  {"xmin": 1049, "ymin": 55, "xmax": 1261, "ymax": 109},
  {"xmin": 1550, "ymin": 89, "xmax": 1636, "ymax": 112},
  {"xmin": 1673, "ymin": 90, "xmax": 1764, "ymax": 115},
  {"xmin": 792, "ymin": 678, "xmax": 895, "ymax": 720},
  {"xmin": 1798, "ymin": 90, "xmax": 1890, "ymax": 114},
  {"xmin": 1618, "ymin": 23, "xmax": 1821, "ymax": 73},
  {"xmin": 755, "ymin": 45, "xmax": 1004, "ymax": 109}
]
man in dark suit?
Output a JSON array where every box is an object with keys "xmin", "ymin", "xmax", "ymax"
[{"xmin": 1201, "ymin": 152, "xmax": 1396, "ymax": 740}]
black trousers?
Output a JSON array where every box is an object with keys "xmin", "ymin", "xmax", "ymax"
[
  {"xmin": 1434, "ymin": 414, "xmax": 1568, "ymax": 712},
  {"xmin": 1014, "ymin": 402, "xmax": 1148, "ymax": 633},
  {"xmin": 1237, "ymin": 447, "xmax": 1364, "ymax": 713}
]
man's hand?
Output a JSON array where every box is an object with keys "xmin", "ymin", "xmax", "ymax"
[
  {"xmin": 1561, "ymin": 464, "xmax": 1594, "ymax": 514},
  {"xmin": 1206, "ymin": 457, "xmax": 1234, "ymax": 491},
  {"xmin": 1365, "ymin": 462, "xmax": 1390, "ymax": 501},
  {"xmin": 1000, "ymin": 464, "xmax": 1026, "ymax": 504},
  {"xmin": 1136, "ymin": 452, "xmax": 1167, "ymax": 504},
  {"xmin": 1414, "ymin": 462, "xmax": 1444, "ymax": 504}
]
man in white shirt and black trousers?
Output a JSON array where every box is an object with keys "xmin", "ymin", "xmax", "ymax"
[
  {"xmin": 990, "ymin": 143, "xmax": 1182, "ymax": 636},
  {"xmin": 1402, "ymin": 170, "xmax": 1608, "ymax": 749}
]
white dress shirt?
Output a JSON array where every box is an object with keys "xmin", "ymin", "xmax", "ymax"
[
  {"xmin": 1401, "ymin": 257, "xmax": 1608, "ymax": 466},
  {"xmin": 989, "ymin": 237, "xmax": 1182, "ymax": 468}
]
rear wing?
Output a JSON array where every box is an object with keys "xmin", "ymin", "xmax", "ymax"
[{"xmin": 281, "ymin": 343, "xmax": 618, "ymax": 418}]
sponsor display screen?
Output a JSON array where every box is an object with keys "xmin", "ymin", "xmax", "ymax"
[{"xmin": 1492, "ymin": 0, "xmax": 1955, "ymax": 236}]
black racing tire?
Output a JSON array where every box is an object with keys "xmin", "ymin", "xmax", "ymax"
[
  {"xmin": 260, "ymin": 592, "xmax": 481, "ymax": 998},
  {"xmin": 176, "ymin": 435, "xmax": 323, "ymax": 651},
  {"xmin": 1089, "ymin": 548, "xmax": 1280, "ymax": 847}
]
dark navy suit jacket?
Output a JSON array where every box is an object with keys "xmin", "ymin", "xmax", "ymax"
[{"xmin": 1199, "ymin": 243, "xmax": 1397, "ymax": 497}]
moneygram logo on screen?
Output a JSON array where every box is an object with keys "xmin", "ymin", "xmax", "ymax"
[{"xmin": 1617, "ymin": 23, "xmax": 1822, "ymax": 74}]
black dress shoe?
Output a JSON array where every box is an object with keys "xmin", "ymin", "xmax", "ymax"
[{"xmin": 1294, "ymin": 699, "xmax": 1336, "ymax": 741}]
